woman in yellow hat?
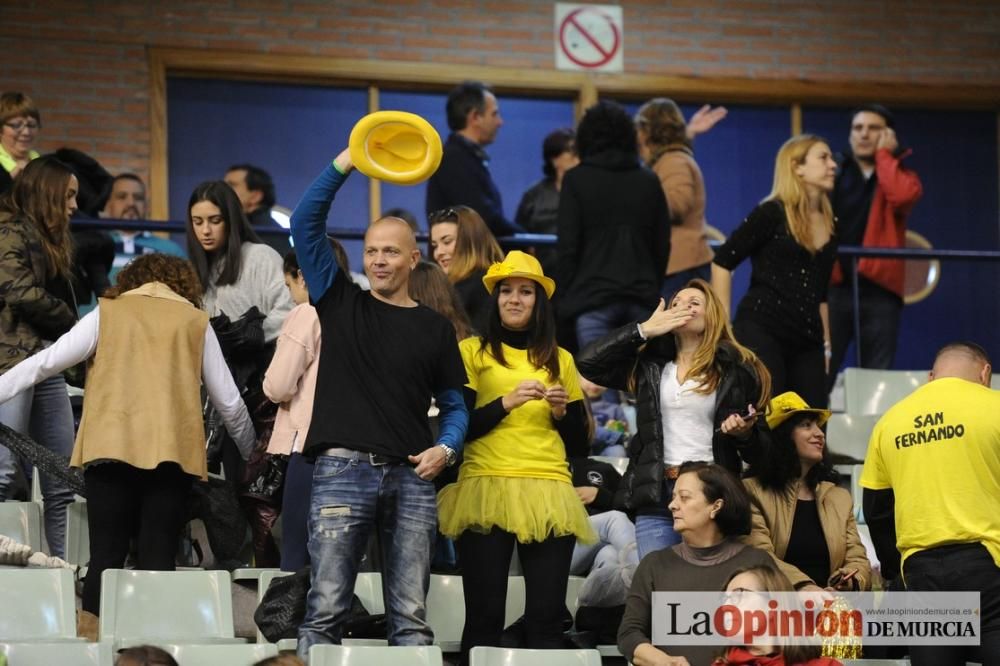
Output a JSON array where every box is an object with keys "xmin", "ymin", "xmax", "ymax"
[
  {"xmin": 437, "ymin": 250, "xmax": 595, "ymax": 663},
  {"xmin": 742, "ymin": 391, "xmax": 871, "ymax": 592}
]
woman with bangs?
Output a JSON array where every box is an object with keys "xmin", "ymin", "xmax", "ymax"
[
  {"xmin": 711, "ymin": 135, "xmax": 838, "ymax": 408},
  {"xmin": 0, "ymin": 253, "xmax": 254, "ymax": 624},
  {"xmin": 437, "ymin": 250, "xmax": 594, "ymax": 664},
  {"xmin": 0, "ymin": 156, "xmax": 80, "ymax": 560},
  {"xmin": 577, "ymin": 278, "xmax": 770, "ymax": 558},
  {"xmin": 428, "ymin": 204, "xmax": 503, "ymax": 333}
]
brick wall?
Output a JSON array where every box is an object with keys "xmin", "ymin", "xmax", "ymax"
[{"xmin": 2, "ymin": 0, "xmax": 998, "ymax": 186}]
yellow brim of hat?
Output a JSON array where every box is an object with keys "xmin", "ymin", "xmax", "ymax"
[
  {"xmin": 482, "ymin": 271, "xmax": 556, "ymax": 299},
  {"xmin": 349, "ymin": 111, "xmax": 443, "ymax": 186}
]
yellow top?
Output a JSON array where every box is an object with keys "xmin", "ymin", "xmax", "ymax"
[
  {"xmin": 860, "ymin": 377, "xmax": 1000, "ymax": 570},
  {"xmin": 458, "ymin": 337, "xmax": 584, "ymax": 482},
  {"xmin": 0, "ymin": 144, "xmax": 38, "ymax": 174}
]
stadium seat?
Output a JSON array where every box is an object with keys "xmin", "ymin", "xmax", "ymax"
[
  {"xmin": 0, "ymin": 641, "xmax": 111, "ymax": 665},
  {"xmin": 469, "ymin": 646, "xmax": 601, "ymax": 665},
  {"xmin": 825, "ymin": 413, "xmax": 880, "ymax": 462},
  {"xmin": 309, "ymin": 644, "xmax": 444, "ymax": 665},
  {"xmin": 589, "ymin": 456, "xmax": 628, "ymax": 476},
  {"xmin": 0, "ymin": 568, "xmax": 78, "ymax": 641},
  {"xmin": 843, "ymin": 368, "xmax": 924, "ymax": 416},
  {"xmin": 99, "ymin": 569, "xmax": 242, "ymax": 648},
  {"xmin": 163, "ymin": 642, "xmax": 279, "ymax": 665},
  {"xmin": 354, "ymin": 571, "xmax": 386, "ymax": 615},
  {"xmin": 65, "ymin": 501, "xmax": 89, "ymax": 570},
  {"xmin": 426, "ymin": 574, "xmax": 463, "ymax": 652},
  {"xmin": 0, "ymin": 501, "xmax": 43, "ymax": 551}
]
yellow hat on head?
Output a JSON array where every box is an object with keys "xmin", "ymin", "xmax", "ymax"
[
  {"xmin": 348, "ymin": 111, "xmax": 443, "ymax": 186},
  {"xmin": 482, "ymin": 250, "xmax": 556, "ymax": 299},
  {"xmin": 765, "ymin": 391, "xmax": 832, "ymax": 430}
]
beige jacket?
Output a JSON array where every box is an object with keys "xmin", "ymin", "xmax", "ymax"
[
  {"xmin": 651, "ymin": 147, "xmax": 714, "ymax": 276},
  {"xmin": 263, "ymin": 303, "xmax": 321, "ymax": 455},
  {"xmin": 742, "ymin": 477, "xmax": 872, "ymax": 590}
]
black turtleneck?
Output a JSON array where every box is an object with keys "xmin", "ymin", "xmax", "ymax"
[{"xmin": 462, "ymin": 327, "xmax": 589, "ymax": 457}]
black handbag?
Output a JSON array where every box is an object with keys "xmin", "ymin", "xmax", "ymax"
[{"xmin": 242, "ymin": 453, "xmax": 289, "ymax": 505}]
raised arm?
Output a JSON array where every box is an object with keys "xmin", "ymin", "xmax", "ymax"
[{"xmin": 290, "ymin": 149, "xmax": 354, "ymax": 302}]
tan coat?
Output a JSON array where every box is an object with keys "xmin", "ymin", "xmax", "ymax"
[
  {"xmin": 72, "ymin": 284, "xmax": 209, "ymax": 479},
  {"xmin": 742, "ymin": 477, "xmax": 872, "ymax": 590},
  {"xmin": 651, "ymin": 147, "xmax": 714, "ymax": 276}
]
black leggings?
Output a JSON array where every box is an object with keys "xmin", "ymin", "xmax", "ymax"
[
  {"xmin": 457, "ymin": 527, "xmax": 575, "ymax": 664},
  {"xmin": 82, "ymin": 461, "xmax": 194, "ymax": 613},
  {"xmin": 735, "ymin": 318, "xmax": 828, "ymax": 408}
]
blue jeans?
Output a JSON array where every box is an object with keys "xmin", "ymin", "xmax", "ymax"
[
  {"xmin": 575, "ymin": 301, "xmax": 652, "ymax": 353},
  {"xmin": 297, "ymin": 453, "xmax": 437, "ymax": 656},
  {"xmin": 661, "ymin": 263, "xmax": 712, "ymax": 301},
  {"xmin": 634, "ymin": 480, "xmax": 681, "ymax": 560},
  {"xmin": 0, "ymin": 374, "xmax": 76, "ymax": 558},
  {"xmin": 279, "ymin": 453, "xmax": 313, "ymax": 572}
]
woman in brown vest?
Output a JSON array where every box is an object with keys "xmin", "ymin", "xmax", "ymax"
[{"xmin": 0, "ymin": 253, "xmax": 255, "ymax": 618}]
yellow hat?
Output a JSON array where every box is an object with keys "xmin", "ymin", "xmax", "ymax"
[
  {"xmin": 765, "ymin": 391, "xmax": 832, "ymax": 430},
  {"xmin": 348, "ymin": 111, "xmax": 443, "ymax": 186},
  {"xmin": 482, "ymin": 250, "xmax": 556, "ymax": 299}
]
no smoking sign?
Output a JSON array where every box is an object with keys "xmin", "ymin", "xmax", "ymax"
[{"xmin": 555, "ymin": 3, "xmax": 624, "ymax": 72}]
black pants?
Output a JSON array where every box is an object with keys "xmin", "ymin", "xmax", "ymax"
[
  {"xmin": 734, "ymin": 318, "xmax": 828, "ymax": 408},
  {"xmin": 903, "ymin": 543, "xmax": 1000, "ymax": 666},
  {"xmin": 82, "ymin": 461, "xmax": 194, "ymax": 613},
  {"xmin": 827, "ymin": 281, "xmax": 903, "ymax": 387},
  {"xmin": 457, "ymin": 527, "xmax": 575, "ymax": 665}
]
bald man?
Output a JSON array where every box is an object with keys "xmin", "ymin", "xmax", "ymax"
[
  {"xmin": 289, "ymin": 149, "xmax": 468, "ymax": 654},
  {"xmin": 862, "ymin": 342, "xmax": 1000, "ymax": 666}
]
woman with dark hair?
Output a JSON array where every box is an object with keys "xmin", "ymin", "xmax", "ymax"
[
  {"xmin": 743, "ymin": 392, "xmax": 871, "ymax": 592},
  {"xmin": 618, "ymin": 461, "xmax": 771, "ymax": 666},
  {"xmin": 187, "ymin": 180, "xmax": 294, "ymax": 343},
  {"xmin": 437, "ymin": 250, "xmax": 595, "ymax": 664},
  {"xmin": 514, "ymin": 128, "xmax": 578, "ymax": 273},
  {"xmin": 635, "ymin": 98, "xmax": 715, "ymax": 298},
  {"xmin": 555, "ymin": 100, "xmax": 671, "ymax": 351},
  {"xmin": 0, "ymin": 156, "xmax": 80, "ymax": 559},
  {"xmin": 712, "ymin": 135, "xmax": 837, "ymax": 408},
  {"xmin": 577, "ymin": 278, "xmax": 770, "ymax": 558},
  {"xmin": 0, "ymin": 253, "xmax": 254, "ymax": 626},
  {"xmin": 409, "ymin": 260, "xmax": 473, "ymax": 341},
  {"xmin": 714, "ymin": 564, "xmax": 845, "ymax": 665},
  {"xmin": 428, "ymin": 204, "xmax": 503, "ymax": 332}
]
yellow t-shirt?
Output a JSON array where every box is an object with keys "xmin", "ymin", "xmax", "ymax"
[
  {"xmin": 860, "ymin": 377, "xmax": 1000, "ymax": 570},
  {"xmin": 458, "ymin": 337, "xmax": 584, "ymax": 482}
]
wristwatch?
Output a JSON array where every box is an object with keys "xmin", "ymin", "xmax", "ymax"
[{"xmin": 438, "ymin": 443, "xmax": 457, "ymax": 467}]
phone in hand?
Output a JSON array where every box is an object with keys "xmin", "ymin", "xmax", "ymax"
[
  {"xmin": 714, "ymin": 406, "xmax": 757, "ymax": 434},
  {"xmin": 829, "ymin": 568, "xmax": 859, "ymax": 589}
]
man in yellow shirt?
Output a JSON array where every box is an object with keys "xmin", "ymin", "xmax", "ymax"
[{"xmin": 861, "ymin": 341, "xmax": 1000, "ymax": 666}]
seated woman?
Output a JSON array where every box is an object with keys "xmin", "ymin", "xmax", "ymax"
[
  {"xmin": 743, "ymin": 392, "xmax": 871, "ymax": 592},
  {"xmin": 714, "ymin": 564, "xmax": 845, "ymax": 666},
  {"xmin": 618, "ymin": 461, "xmax": 771, "ymax": 666}
]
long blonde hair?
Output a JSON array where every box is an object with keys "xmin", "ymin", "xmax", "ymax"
[
  {"xmin": 635, "ymin": 279, "xmax": 771, "ymax": 410},
  {"xmin": 764, "ymin": 134, "xmax": 834, "ymax": 254}
]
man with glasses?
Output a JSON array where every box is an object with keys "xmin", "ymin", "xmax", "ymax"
[
  {"xmin": 0, "ymin": 92, "xmax": 42, "ymax": 195},
  {"xmin": 426, "ymin": 81, "xmax": 523, "ymax": 238}
]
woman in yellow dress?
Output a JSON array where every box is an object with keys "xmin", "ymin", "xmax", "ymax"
[{"xmin": 438, "ymin": 250, "xmax": 595, "ymax": 664}]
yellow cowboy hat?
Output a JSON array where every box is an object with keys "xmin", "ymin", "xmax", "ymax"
[
  {"xmin": 765, "ymin": 391, "xmax": 832, "ymax": 430},
  {"xmin": 348, "ymin": 111, "xmax": 443, "ymax": 186},
  {"xmin": 482, "ymin": 250, "xmax": 556, "ymax": 299}
]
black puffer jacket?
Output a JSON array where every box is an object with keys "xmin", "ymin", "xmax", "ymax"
[{"xmin": 576, "ymin": 323, "xmax": 765, "ymax": 512}]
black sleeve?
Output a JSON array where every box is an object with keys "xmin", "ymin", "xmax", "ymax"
[
  {"xmin": 575, "ymin": 322, "xmax": 645, "ymax": 391},
  {"xmin": 863, "ymin": 488, "xmax": 900, "ymax": 580},
  {"xmin": 463, "ymin": 386, "xmax": 508, "ymax": 441},
  {"xmin": 426, "ymin": 148, "xmax": 520, "ymax": 237},
  {"xmin": 713, "ymin": 201, "xmax": 779, "ymax": 271},
  {"xmin": 555, "ymin": 400, "xmax": 589, "ymax": 459},
  {"xmin": 649, "ymin": 177, "xmax": 671, "ymax": 277}
]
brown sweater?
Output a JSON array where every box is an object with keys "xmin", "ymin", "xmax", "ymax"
[
  {"xmin": 618, "ymin": 540, "xmax": 771, "ymax": 665},
  {"xmin": 652, "ymin": 147, "xmax": 714, "ymax": 276}
]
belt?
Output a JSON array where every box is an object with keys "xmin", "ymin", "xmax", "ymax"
[
  {"xmin": 664, "ymin": 465, "xmax": 681, "ymax": 480},
  {"xmin": 321, "ymin": 447, "xmax": 406, "ymax": 466}
]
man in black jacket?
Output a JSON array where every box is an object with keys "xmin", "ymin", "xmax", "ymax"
[{"xmin": 425, "ymin": 81, "xmax": 523, "ymax": 237}]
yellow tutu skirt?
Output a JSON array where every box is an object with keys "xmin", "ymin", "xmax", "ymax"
[{"xmin": 438, "ymin": 475, "xmax": 597, "ymax": 544}]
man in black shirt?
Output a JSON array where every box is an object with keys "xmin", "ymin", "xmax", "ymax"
[
  {"xmin": 291, "ymin": 148, "xmax": 469, "ymax": 655},
  {"xmin": 426, "ymin": 81, "xmax": 523, "ymax": 237},
  {"xmin": 224, "ymin": 163, "xmax": 289, "ymax": 253}
]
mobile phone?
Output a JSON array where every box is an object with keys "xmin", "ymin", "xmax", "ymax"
[
  {"xmin": 714, "ymin": 408, "xmax": 757, "ymax": 433},
  {"xmin": 830, "ymin": 569, "xmax": 859, "ymax": 588}
]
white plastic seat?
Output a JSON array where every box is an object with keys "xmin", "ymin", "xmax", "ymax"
[
  {"xmin": 65, "ymin": 501, "xmax": 90, "ymax": 569},
  {"xmin": 426, "ymin": 574, "xmax": 463, "ymax": 652},
  {"xmin": 589, "ymin": 456, "xmax": 628, "ymax": 476},
  {"xmin": 469, "ymin": 646, "xmax": 601, "ymax": 666},
  {"xmin": 0, "ymin": 568, "xmax": 78, "ymax": 641},
  {"xmin": 825, "ymin": 413, "xmax": 880, "ymax": 462},
  {"xmin": 309, "ymin": 644, "xmax": 443, "ymax": 665},
  {"xmin": 843, "ymin": 368, "xmax": 924, "ymax": 416},
  {"xmin": 354, "ymin": 571, "xmax": 385, "ymax": 615},
  {"xmin": 232, "ymin": 567, "xmax": 280, "ymax": 582},
  {"xmin": 163, "ymin": 642, "xmax": 279, "ymax": 665},
  {"xmin": 99, "ymin": 569, "xmax": 241, "ymax": 647},
  {"xmin": 0, "ymin": 500, "xmax": 43, "ymax": 551},
  {"xmin": 0, "ymin": 641, "xmax": 111, "ymax": 665}
]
